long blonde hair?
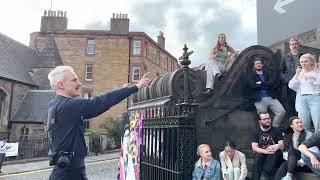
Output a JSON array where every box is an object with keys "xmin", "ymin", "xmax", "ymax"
[{"xmin": 210, "ymin": 33, "xmax": 233, "ymax": 57}]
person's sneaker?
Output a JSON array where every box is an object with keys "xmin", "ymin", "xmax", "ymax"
[
  {"xmin": 215, "ymin": 73, "xmax": 223, "ymax": 81},
  {"xmin": 281, "ymin": 175, "xmax": 292, "ymax": 180},
  {"xmin": 203, "ymin": 88, "xmax": 213, "ymax": 95}
]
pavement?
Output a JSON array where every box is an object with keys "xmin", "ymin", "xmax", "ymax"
[{"xmin": 0, "ymin": 150, "xmax": 120, "ymax": 176}]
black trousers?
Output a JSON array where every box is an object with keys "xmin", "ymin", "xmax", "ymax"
[
  {"xmin": 287, "ymin": 87, "xmax": 298, "ymax": 116},
  {"xmin": 274, "ymin": 148, "xmax": 311, "ymax": 180},
  {"xmin": 49, "ymin": 166, "xmax": 88, "ymax": 180},
  {"xmin": 252, "ymin": 150, "xmax": 283, "ymax": 180}
]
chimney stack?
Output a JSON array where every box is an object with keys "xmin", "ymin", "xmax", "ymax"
[
  {"xmin": 110, "ymin": 13, "xmax": 129, "ymax": 34},
  {"xmin": 157, "ymin": 31, "xmax": 165, "ymax": 49},
  {"xmin": 40, "ymin": 10, "xmax": 68, "ymax": 32}
]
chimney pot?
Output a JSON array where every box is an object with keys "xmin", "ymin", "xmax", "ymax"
[{"xmin": 157, "ymin": 31, "xmax": 165, "ymax": 49}]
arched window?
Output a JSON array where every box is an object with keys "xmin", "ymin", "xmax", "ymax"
[
  {"xmin": 0, "ymin": 89, "xmax": 7, "ymax": 120},
  {"xmin": 19, "ymin": 126, "xmax": 29, "ymax": 141}
]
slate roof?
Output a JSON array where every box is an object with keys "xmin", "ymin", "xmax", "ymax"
[
  {"xmin": 0, "ymin": 32, "xmax": 40, "ymax": 86},
  {"xmin": 12, "ymin": 90, "xmax": 55, "ymax": 123}
]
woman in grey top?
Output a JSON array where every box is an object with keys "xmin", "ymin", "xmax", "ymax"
[{"xmin": 275, "ymin": 116, "xmax": 312, "ymax": 180}]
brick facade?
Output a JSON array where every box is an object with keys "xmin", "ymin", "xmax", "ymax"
[{"xmin": 29, "ymin": 11, "xmax": 178, "ymax": 133}]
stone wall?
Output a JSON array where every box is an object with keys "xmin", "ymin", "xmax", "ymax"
[
  {"xmin": 10, "ymin": 123, "xmax": 46, "ymax": 140},
  {"xmin": 0, "ymin": 79, "xmax": 33, "ymax": 132}
]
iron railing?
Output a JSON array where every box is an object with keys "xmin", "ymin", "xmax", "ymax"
[{"xmin": 8, "ymin": 138, "xmax": 49, "ymax": 160}]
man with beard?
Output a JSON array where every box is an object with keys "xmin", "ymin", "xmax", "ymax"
[
  {"xmin": 248, "ymin": 57, "xmax": 286, "ymax": 128},
  {"xmin": 251, "ymin": 112, "xmax": 284, "ymax": 180},
  {"xmin": 280, "ymin": 38, "xmax": 303, "ymax": 116}
]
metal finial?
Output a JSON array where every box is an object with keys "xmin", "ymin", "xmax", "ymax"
[{"xmin": 179, "ymin": 44, "xmax": 193, "ymax": 67}]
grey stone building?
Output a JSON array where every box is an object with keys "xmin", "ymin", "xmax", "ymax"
[
  {"xmin": 0, "ymin": 32, "xmax": 61, "ymax": 141},
  {"xmin": 269, "ymin": 28, "xmax": 320, "ymax": 58}
]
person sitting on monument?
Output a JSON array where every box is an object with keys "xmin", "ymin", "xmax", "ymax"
[
  {"xmin": 251, "ymin": 112, "xmax": 284, "ymax": 180},
  {"xmin": 298, "ymin": 129, "xmax": 320, "ymax": 177},
  {"xmin": 274, "ymin": 116, "xmax": 312, "ymax": 180},
  {"xmin": 204, "ymin": 33, "xmax": 237, "ymax": 95},
  {"xmin": 192, "ymin": 144, "xmax": 221, "ymax": 180},
  {"xmin": 288, "ymin": 53, "xmax": 320, "ymax": 132},
  {"xmin": 219, "ymin": 140, "xmax": 247, "ymax": 180},
  {"xmin": 248, "ymin": 57, "xmax": 286, "ymax": 128}
]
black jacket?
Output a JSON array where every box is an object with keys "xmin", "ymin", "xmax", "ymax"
[
  {"xmin": 48, "ymin": 86, "xmax": 138, "ymax": 168},
  {"xmin": 280, "ymin": 52, "xmax": 303, "ymax": 83},
  {"xmin": 247, "ymin": 70, "xmax": 281, "ymax": 102}
]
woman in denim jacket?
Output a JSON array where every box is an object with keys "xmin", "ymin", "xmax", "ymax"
[{"xmin": 192, "ymin": 144, "xmax": 221, "ymax": 180}]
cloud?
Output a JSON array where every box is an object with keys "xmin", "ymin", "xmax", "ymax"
[
  {"xmin": 0, "ymin": 0, "xmax": 257, "ymax": 67},
  {"xmin": 125, "ymin": 0, "xmax": 256, "ymax": 66},
  {"xmin": 85, "ymin": 20, "xmax": 109, "ymax": 30}
]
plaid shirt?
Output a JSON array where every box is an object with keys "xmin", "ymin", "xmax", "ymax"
[{"xmin": 192, "ymin": 159, "xmax": 221, "ymax": 180}]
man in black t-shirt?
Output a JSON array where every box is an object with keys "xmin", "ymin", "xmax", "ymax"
[{"xmin": 251, "ymin": 112, "xmax": 284, "ymax": 180}]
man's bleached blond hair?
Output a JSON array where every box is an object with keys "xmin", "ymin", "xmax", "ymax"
[{"xmin": 48, "ymin": 66, "xmax": 74, "ymax": 90}]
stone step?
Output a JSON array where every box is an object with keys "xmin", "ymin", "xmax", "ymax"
[
  {"xmin": 295, "ymin": 172, "xmax": 318, "ymax": 180},
  {"xmin": 245, "ymin": 159, "xmax": 318, "ymax": 180}
]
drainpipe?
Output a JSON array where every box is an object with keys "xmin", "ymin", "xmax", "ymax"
[{"xmin": 127, "ymin": 36, "xmax": 132, "ymax": 109}]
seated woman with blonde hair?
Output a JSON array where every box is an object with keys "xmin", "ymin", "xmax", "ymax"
[
  {"xmin": 192, "ymin": 144, "xmax": 221, "ymax": 180},
  {"xmin": 204, "ymin": 33, "xmax": 237, "ymax": 95},
  {"xmin": 219, "ymin": 140, "xmax": 247, "ymax": 180}
]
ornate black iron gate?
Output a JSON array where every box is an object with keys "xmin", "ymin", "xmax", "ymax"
[
  {"xmin": 130, "ymin": 45, "xmax": 199, "ymax": 180},
  {"xmin": 139, "ymin": 103, "xmax": 198, "ymax": 180}
]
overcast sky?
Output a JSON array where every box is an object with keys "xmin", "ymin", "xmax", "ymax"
[{"xmin": 0, "ymin": 0, "xmax": 257, "ymax": 67}]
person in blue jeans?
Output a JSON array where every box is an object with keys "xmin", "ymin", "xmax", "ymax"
[
  {"xmin": 288, "ymin": 53, "xmax": 320, "ymax": 132},
  {"xmin": 192, "ymin": 144, "xmax": 220, "ymax": 180},
  {"xmin": 298, "ymin": 130, "xmax": 320, "ymax": 177}
]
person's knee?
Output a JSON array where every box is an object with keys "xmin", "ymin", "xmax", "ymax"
[
  {"xmin": 254, "ymin": 156, "xmax": 263, "ymax": 165},
  {"xmin": 301, "ymin": 154, "xmax": 310, "ymax": 163}
]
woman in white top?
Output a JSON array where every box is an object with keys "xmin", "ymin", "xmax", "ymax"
[
  {"xmin": 219, "ymin": 140, "xmax": 247, "ymax": 180},
  {"xmin": 289, "ymin": 53, "xmax": 320, "ymax": 131}
]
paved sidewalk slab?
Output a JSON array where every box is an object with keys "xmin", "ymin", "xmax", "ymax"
[{"xmin": 0, "ymin": 151, "xmax": 119, "ymax": 175}]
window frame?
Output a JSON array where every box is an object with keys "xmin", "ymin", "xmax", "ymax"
[
  {"xmin": 85, "ymin": 64, "xmax": 93, "ymax": 81},
  {"xmin": 132, "ymin": 40, "xmax": 141, "ymax": 56},
  {"xmin": 86, "ymin": 38, "xmax": 95, "ymax": 55},
  {"xmin": 132, "ymin": 66, "xmax": 141, "ymax": 82},
  {"xmin": 82, "ymin": 91, "xmax": 92, "ymax": 129}
]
